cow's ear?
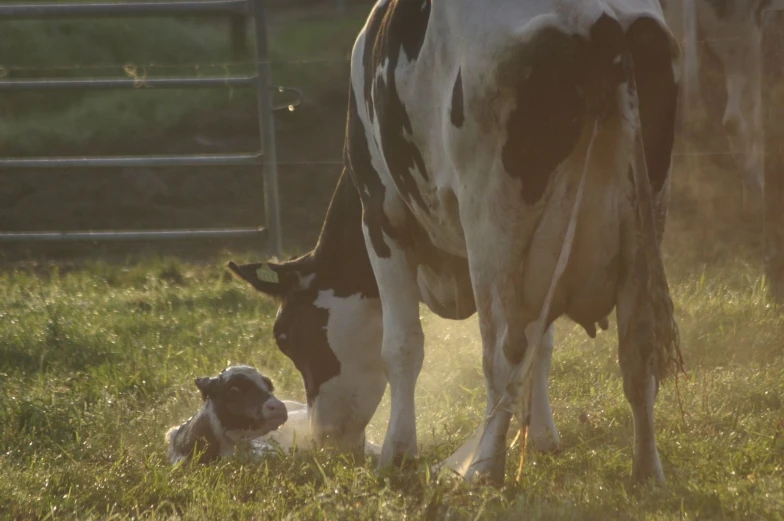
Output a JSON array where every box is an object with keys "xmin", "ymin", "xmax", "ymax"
[
  {"xmin": 226, "ymin": 261, "xmax": 285, "ymax": 297},
  {"xmin": 195, "ymin": 376, "xmax": 220, "ymax": 400}
]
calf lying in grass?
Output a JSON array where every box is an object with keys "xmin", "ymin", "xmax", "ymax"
[{"xmin": 165, "ymin": 365, "xmax": 288, "ymax": 464}]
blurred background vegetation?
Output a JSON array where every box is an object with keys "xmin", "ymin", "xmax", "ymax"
[
  {"xmin": 0, "ymin": 0, "xmax": 373, "ymax": 261},
  {"xmin": 0, "ymin": 0, "xmax": 769, "ymax": 270}
]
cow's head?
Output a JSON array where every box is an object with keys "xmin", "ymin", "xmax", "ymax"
[
  {"xmin": 702, "ymin": 0, "xmax": 770, "ymax": 190},
  {"xmin": 227, "ymin": 258, "xmax": 385, "ymax": 453}
]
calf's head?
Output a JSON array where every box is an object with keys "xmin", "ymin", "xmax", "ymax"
[
  {"xmin": 228, "ymin": 259, "xmax": 385, "ymax": 453},
  {"xmin": 197, "ymin": 365, "xmax": 288, "ymax": 440}
]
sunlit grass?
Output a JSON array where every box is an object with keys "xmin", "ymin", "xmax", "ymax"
[{"xmin": 1, "ymin": 253, "xmax": 782, "ymax": 520}]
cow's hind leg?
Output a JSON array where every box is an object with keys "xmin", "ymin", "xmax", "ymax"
[
  {"xmin": 616, "ymin": 274, "xmax": 665, "ymax": 483},
  {"xmin": 461, "ymin": 227, "xmax": 538, "ymax": 484},
  {"xmin": 464, "ymin": 287, "xmax": 518, "ymax": 485},
  {"xmin": 529, "ymin": 324, "xmax": 559, "ymax": 452},
  {"xmin": 465, "ymin": 273, "xmax": 560, "ymax": 483}
]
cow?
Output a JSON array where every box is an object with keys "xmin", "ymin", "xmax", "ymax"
[
  {"xmin": 661, "ymin": 0, "xmax": 775, "ymax": 192},
  {"xmin": 229, "ymin": 0, "xmax": 684, "ymax": 485}
]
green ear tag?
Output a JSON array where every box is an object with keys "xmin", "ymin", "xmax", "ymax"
[{"xmin": 256, "ymin": 264, "xmax": 280, "ymax": 284}]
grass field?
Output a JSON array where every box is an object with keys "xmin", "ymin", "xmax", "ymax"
[{"xmin": 1, "ymin": 241, "xmax": 783, "ymax": 520}]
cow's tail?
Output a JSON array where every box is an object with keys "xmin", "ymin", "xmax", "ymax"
[{"xmin": 621, "ymin": 50, "xmax": 685, "ymax": 383}]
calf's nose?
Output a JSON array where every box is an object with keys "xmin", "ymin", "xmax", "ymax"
[{"xmin": 263, "ymin": 397, "xmax": 288, "ymax": 421}]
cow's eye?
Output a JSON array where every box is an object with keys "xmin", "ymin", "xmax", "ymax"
[
  {"xmin": 228, "ymin": 386, "xmax": 241, "ymax": 395},
  {"xmin": 276, "ymin": 332, "xmax": 288, "ymax": 349}
]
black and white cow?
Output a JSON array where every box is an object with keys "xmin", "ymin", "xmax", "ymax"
[
  {"xmin": 229, "ymin": 0, "xmax": 684, "ymax": 484},
  {"xmin": 661, "ymin": 0, "xmax": 776, "ymax": 191}
]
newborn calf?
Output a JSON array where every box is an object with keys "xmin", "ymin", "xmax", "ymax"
[{"xmin": 165, "ymin": 365, "xmax": 287, "ymax": 464}]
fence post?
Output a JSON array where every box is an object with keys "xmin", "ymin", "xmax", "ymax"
[
  {"xmin": 252, "ymin": 0, "xmax": 283, "ymax": 258},
  {"xmin": 763, "ymin": 9, "xmax": 784, "ymax": 301}
]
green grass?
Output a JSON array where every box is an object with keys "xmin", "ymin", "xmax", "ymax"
[
  {"xmin": 1, "ymin": 251, "xmax": 783, "ymax": 520},
  {"xmin": 0, "ymin": 13, "xmax": 367, "ymax": 155}
]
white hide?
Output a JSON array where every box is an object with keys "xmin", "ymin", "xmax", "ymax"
[{"xmin": 311, "ymin": 290, "xmax": 386, "ymax": 445}]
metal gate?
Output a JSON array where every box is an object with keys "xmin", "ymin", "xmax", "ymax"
[{"xmin": 0, "ymin": 0, "xmax": 297, "ymax": 258}]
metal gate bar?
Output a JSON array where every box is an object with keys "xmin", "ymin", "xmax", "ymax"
[
  {"xmin": 0, "ymin": 0, "xmax": 286, "ymax": 257},
  {"xmin": 0, "ymin": 0, "xmax": 249, "ymax": 19},
  {"xmin": 0, "ymin": 77, "xmax": 268, "ymax": 91},
  {"xmin": 0, "ymin": 76, "xmax": 256, "ymax": 91},
  {"xmin": 0, "ymin": 153, "xmax": 263, "ymax": 169},
  {"xmin": 0, "ymin": 228, "xmax": 266, "ymax": 242}
]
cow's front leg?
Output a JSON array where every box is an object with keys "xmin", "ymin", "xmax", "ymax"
[
  {"xmin": 363, "ymin": 228, "xmax": 424, "ymax": 468},
  {"xmin": 380, "ymin": 302, "xmax": 424, "ymax": 468}
]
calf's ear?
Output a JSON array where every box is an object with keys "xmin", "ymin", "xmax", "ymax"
[
  {"xmin": 195, "ymin": 376, "xmax": 220, "ymax": 400},
  {"xmin": 226, "ymin": 261, "xmax": 285, "ymax": 297}
]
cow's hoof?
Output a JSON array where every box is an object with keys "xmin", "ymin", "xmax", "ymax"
[
  {"xmin": 391, "ymin": 452, "xmax": 419, "ymax": 470},
  {"xmin": 632, "ymin": 458, "xmax": 665, "ymax": 485},
  {"xmin": 529, "ymin": 421, "xmax": 560, "ymax": 453},
  {"xmin": 464, "ymin": 460, "xmax": 505, "ymax": 487},
  {"xmin": 531, "ymin": 431, "xmax": 560, "ymax": 453},
  {"xmin": 378, "ymin": 444, "xmax": 418, "ymax": 470}
]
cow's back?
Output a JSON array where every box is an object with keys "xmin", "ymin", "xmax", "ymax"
[{"xmin": 349, "ymin": 0, "xmax": 671, "ymax": 238}]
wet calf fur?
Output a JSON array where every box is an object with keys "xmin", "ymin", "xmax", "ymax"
[{"xmin": 165, "ymin": 365, "xmax": 287, "ymax": 464}]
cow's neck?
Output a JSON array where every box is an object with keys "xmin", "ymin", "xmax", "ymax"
[{"xmin": 310, "ymin": 170, "xmax": 379, "ymax": 298}]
